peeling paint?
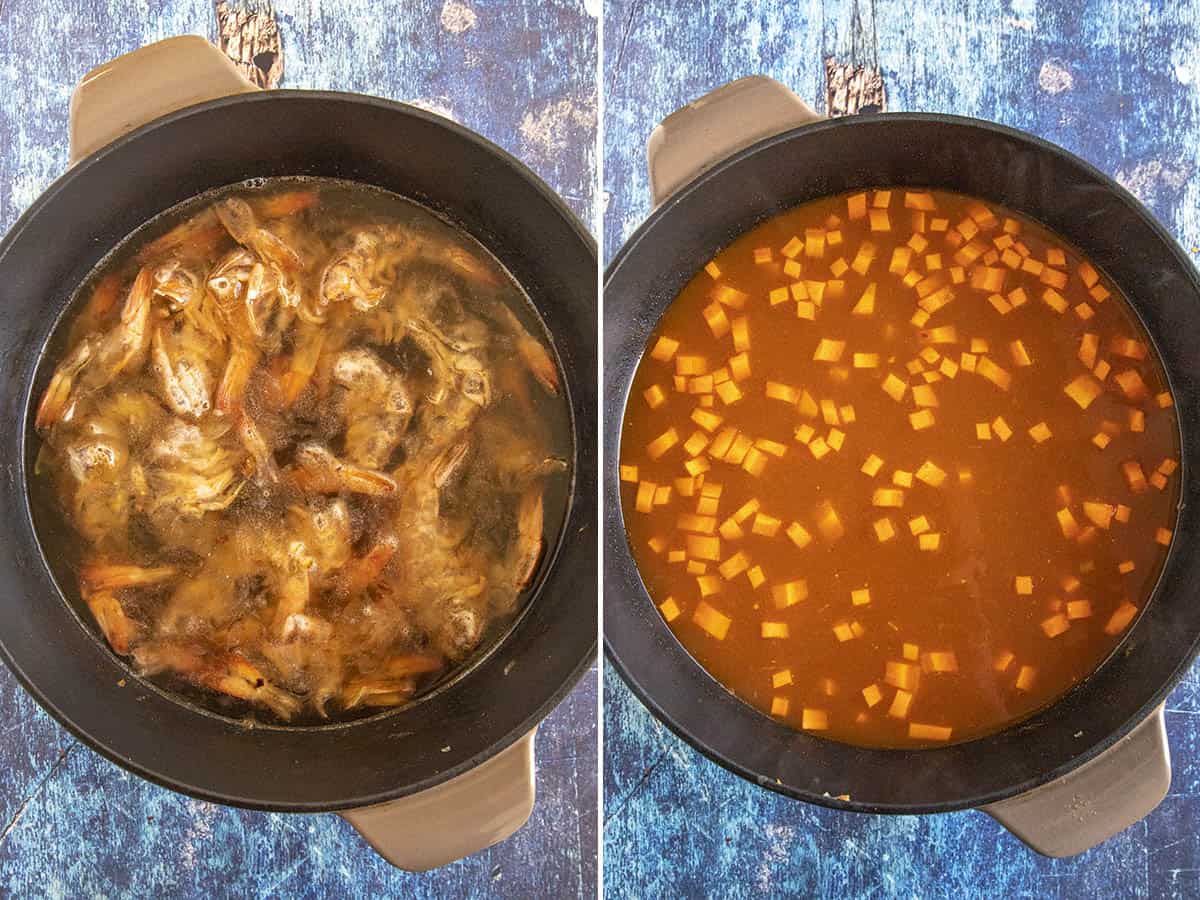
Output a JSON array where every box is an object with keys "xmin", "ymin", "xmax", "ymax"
[
  {"xmin": 440, "ymin": 0, "xmax": 478, "ymax": 34},
  {"xmin": 1038, "ymin": 58, "xmax": 1075, "ymax": 94}
]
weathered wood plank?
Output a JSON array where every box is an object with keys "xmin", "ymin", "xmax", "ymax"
[
  {"xmin": 0, "ymin": 2, "xmax": 597, "ymax": 897},
  {"xmin": 603, "ymin": 1, "xmax": 1200, "ymax": 897}
]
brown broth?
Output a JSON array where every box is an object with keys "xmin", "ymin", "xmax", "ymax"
[{"xmin": 620, "ymin": 188, "xmax": 1180, "ymax": 748}]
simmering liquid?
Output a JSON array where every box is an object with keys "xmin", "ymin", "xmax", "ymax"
[
  {"xmin": 32, "ymin": 178, "xmax": 570, "ymax": 724},
  {"xmin": 620, "ymin": 189, "xmax": 1179, "ymax": 748}
]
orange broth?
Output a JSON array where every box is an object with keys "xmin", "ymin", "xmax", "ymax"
[{"xmin": 619, "ymin": 188, "xmax": 1180, "ymax": 748}]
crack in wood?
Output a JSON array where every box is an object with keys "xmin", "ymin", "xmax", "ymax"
[
  {"xmin": 215, "ymin": 0, "xmax": 283, "ymax": 89},
  {"xmin": 0, "ymin": 742, "xmax": 78, "ymax": 851},
  {"xmin": 824, "ymin": 56, "xmax": 887, "ymax": 116}
]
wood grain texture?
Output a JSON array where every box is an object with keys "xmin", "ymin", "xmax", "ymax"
[
  {"xmin": 603, "ymin": 1, "xmax": 1200, "ymax": 897},
  {"xmin": 0, "ymin": 2, "xmax": 597, "ymax": 897}
]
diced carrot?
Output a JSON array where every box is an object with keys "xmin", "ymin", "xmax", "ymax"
[
  {"xmin": 826, "ymin": 428, "xmax": 845, "ymax": 452},
  {"xmin": 960, "ymin": 351, "xmax": 978, "ymax": 372},
  {"xmin": 1159, "ymin": 458, "xmax": 1179, "ymax": 475},
  {"xmin": 647, "ymin": 428, "xmax": 679, "ymax": 460},
  {"xmin": 872, "ymin": 488, "xmax": 905, "ymax": 508},
  {"xmin": 742, "ymin": 446, "xmax": 768, "ymax": 476},
  {"xmin": 620, "ymin": 465, "xmax": 639, "ymax": 483},
  {"xmin": 747, "ymin": 565, "xmax": 766, "ymax": 589},
  {"xmin": 840, "ymin": 404, "xmax": 857, "ymax": 423},
  {"xmin": 909, "ymin": 410, "xmax": 936, "ymax": 431},
  {"xmin": 994, "ymin": 651, "xmax": 1015, "ymax": 672},
  {"xmin": 718, "ymin": 552, "xmax": 750, "ymax": 580},
  {"xmin": 696, "ymin": 574, "xmax": 721, "ymax": 596},
  {"xmin": 873, "ymin": 518, "xmax": 896, "ymax": 542},
  {"xmin": 861, "ymin": 454, "xmax": 885, "ymax": 477},
  {"xmin": 1078, "ymin": 261, "xmax": 1099, "ymax": 287},
  {"xmin": 704, "ymin": 261, "xmax": 721, "ymax": 279},
  {"xmin": 830, "ymin": 257, "xmax": 849, "ymax": 277},
  {"xmin": 881, "ymin": 373, "xmax": 908, "ymax": 402},
  {"xmin": 801, "ymin": 708, "xmax": 828, "ymax": 730},
  {"xmin": 976, "ymin": 357, "xmax": 1012, "ymax": 390},
  {"xmin": 832, "ymin": 622, "xmax": 855, "ymax": 642},
  {"xmin": 862, "ymin": 683, "xmax": 883, "ymax": 707},
  {"xmin": 1157, "ymin": 391, "xmax": 1174, "ymax": 408},
  {"xmin": 1123, "ymin": 461, "xmax": 1148, "ymax": 493},
  {"xmin": 1082, "ymin": 501, "xmax": 1114, "ymax": 529},
  {"xmin": 1114, "ymin": 369, "xmax": 1148, "ymax": 400},
  {"xmin": 786, "ymin": 522, "xmax": 812, "ymax": 549},
  {"xmin": 1090, "ymin": 284, "xmax": 1111, "ymax": 303},
  {"xmin": 869, "ymin": 209, "xmax": 890, "ymax": 231},
  {"xmin": 851, "ymin": 588, "xmax": 871, "ymax": 606},
  {"xmin": 769, "ymin": 696, "xmax": 789, "ymax": 717},
  {"xmin": 765, "ymin": 381, "xmax": 800, "ymax": 404},
  {"xmin": 1156, "ymin": 527, "xmax": 1173, "ymax": 546},
  {"xmin": 1028, "ymin": 422, "xmax": 1053, "ymax": 444},
  {"xmin": 888, "ymin": 690, "xmax": 913, "ymax": 719},
  {"xmin": 976, "ymin": 422, "xmax": 992, "ymax": 440},
  {"xmin": 915, "ymin": 460, "xmax": 947, "ymax": 487},
  {"xmin": 992, "ymin": 416, "xmax": 1013, "ymax": 442},
  {"xmin": 1015, "ymin": 576, "xmax": 1033, "ymax": 595},
  {"xmin": 1092, "ymin": 432, "xmax": 1112, "ymax": 450},
  {"xmin": 1056, "ymin": 507, "xmax": 1081, "ymax": 539},
  {"xmin": 794, "ymin": 424, "xmax": 815, "ymax": 445},
  {"xmin": 813, "ymin": 338, "xmax": 846, "ymax": 363},
  {"xmin": 635, "ymin": 481, "xmax": 657, "ymax": 513},
  {"xmin": 912, "ymin": 384, "xmax": 939, "ymax": 407},
  {"xmin": 684, "ymin": 457, "xmax": 710, "ymax": 476},
  {"xmin": 728, "ymin": 352, "xmax": 751, "ymax": 381},
  {"xmin": 769, "ymin": 286, "xmax": 791, "ymax": 305},
  {"xmin": 1015, "ymin": 665, "xmax": 1037, "ymax": 691},
  {"xmin": 762, "ymin": 621, "xmax": 789, "ymax": 639},
  {"xmin": 1114, "ymin": 504, "xmax": 1132, "ymax": 523},
  {"xmin": 773, "ymin": 669, "xmax": 793, "ymax": 688},
  {"xmin": 1041, "ymin": 287, "xmax": 1067, "ymax": 313},
  {"xmin": 853, "ymin": 352, "xmax": 881, "ymax": 369},
  {"xmin": 713, "ymin": 285, "xmax": 748, "ymax": 308},
  {"xmin": 693, "ymin": 601, "xmax": 730, "ymax": 639},
  {"xmin": 650, "ymin": 336, "xmax": 680, "ymax": 362},
  {"xmin": 676, "ymin": 354, "xmax": 708, "ymax": 376},
  {"xmin": 717, "ymin": 517, "xmax": 742, "ymax": 540},
  {"xmin": 772, "ymin": 580, "xmax": 808, "ymax": 608},
  {"xmin": 817, "ymin": 503, "xmax": 845, "ymax": 541},
  {"xmin": 918, "ymin": 533, "xmax": 942, "ymax": 551},
  {"xmin": 1041, "ymin": 613, "xmax": 1070, "ymax": 638},
  {"xmin": 797, "ymin": 390, "xmax": 819, "ymax": 418},
  {"xmin": 1009, "ymin": 340, "xmax": 1033, "ymax": 367},
  {"xmin": 1105, "ymin": 601, "xmax": 1138, "ymax": 634},
  {"xmin": 847, "ymin": 193, "xmax": 868, "ymax": 219},
  {"xmin": 653, "ymin": 486, "xmax": 671, "ymax": 506},
  {"xmin": 686, "ymin": 534, "xmax": 721, "ymax": 561},
  {"xmin": 808, "ymin": 436, "xmax": 831, "ymax": 460},
  {"xmin": 754, "ymin": 438, "xmax": 787, "ymax": 458},
  {"xmin": 909, "ymin": 723, "xmax": 952, "ymax": 741},
  {"xmin": 908, "ymin": 515, "xmax": 931, "ymax": 536},
  {"xmin": 1067, "ymin": 599, "xmax": 1093, "ymax": 619},
  {"xmin": 892, "ymin": 470, "xmax": 913, "ymax": 488},
  {"xmin": 690, "ymin": 408, "xmax": 722, "ymax": 432},
  {"xmin": 1118, "ymin": 560, "xmax": 1136, "ymax": 574},
  {"xmin": 751, "ymin": 513, "xmax": 781, "ymax": 538}
]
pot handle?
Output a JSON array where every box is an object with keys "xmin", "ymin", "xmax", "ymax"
[
  {"xmin": 69, "ymin": 35, "xmax": 258, "ymax": 164},
  {"xmin": 646, "ymin": 75, "xmax": 823, "ymax": 206},
  {"xmin": 982, "ymin": 705, "xmax": 1170, "ymax": 857},
  {"xmin": 340, "ymin": 729, "xmax": 537, "ymax": 871}
]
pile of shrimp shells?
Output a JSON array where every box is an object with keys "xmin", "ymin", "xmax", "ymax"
[{"xmin": 32, "ymin": 178, "xmax": 569, "ymax": 723}]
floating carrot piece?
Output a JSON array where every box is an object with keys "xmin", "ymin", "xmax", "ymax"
[
  {"xmin": 861, "ymin": 454, "xmax": 884, "ymax": 477},
  {"xmin": 1122, "ymin": 461, "xmax": 1148, "ymax": 493},
  {"xmin": 647, "ymin": 428, "xmax": 679, "ymax": 460},
  {"xmin": 772, "ymin": 580, "xmax": 807, "ymax": 609},
  {"xmin": 1015, "ymin": 665, "xmax": 1037, "ymax": 691},
  {"xmin": 802, "ymin": 708, "xmax": 829, "ymax": 730},
  {"xmin": 650, "ymin": 336, "xmax": 679, "ymax": 362},
  {"xmin": 909, "ymin": 723, "xmax": 952, "ymax": 741},
  {"xmin": 693, "ymin": 601, "xmax": 731, "ymax": 639},
  {"xmin": 813, "ymin": 338, "xmax": 846, "ymax": 363},
  {"xmin": 888, "ymin": 690, "xmax": 913, "ymax": 719},
  {"xmin": 1014, "ymin": 576, "xmax": 1033, "ymax": 595},
  {"xmin": 1105, "ymin": 601, "xmax": 1138, "ymax": 634},
  {"xmin": 909, "ymin": 410, "xmax": 936, "ymax": 430},
  {"xmin": 873, "ymin": 518, "xmax": 896, "ymax": 542}
]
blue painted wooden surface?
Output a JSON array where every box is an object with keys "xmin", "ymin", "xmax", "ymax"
[
  {"xmin": 603, "ymin": 1, "xmax": 1200, "ymax": 897},
  {"xmin": 0, "ymin": 2, "xmax": 597, "ymax": 897}
]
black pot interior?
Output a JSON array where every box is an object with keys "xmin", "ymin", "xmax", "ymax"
[
  {"xmin": 604, "ymin": 113, "xmax": 1200, "ymax": 812},
  {"xmin": 0, "ymin": 91, "xmax": 597, "ymax": 811}
]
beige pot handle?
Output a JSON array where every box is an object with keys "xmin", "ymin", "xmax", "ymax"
[
  {"xmin": 982, "ymin": 705, "xmax": 1170, "ymax": 857},
  {"xmin": 69, "ymin": 35, "xmax": 259, "ymax": 164},
  {"xmin": 646, "ymin": 75, "xmax": 823, "ymax": 207},
  {"xmin": 340, "ymin": 729, "xmax": 537, "ymax": 871}
]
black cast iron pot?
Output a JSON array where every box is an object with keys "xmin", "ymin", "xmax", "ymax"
[
  {"xmin": 603, "ymin": 76, "xmax": 1199, "ymax": 857},
  {"xmin": 0, "ymin": 37, "xmax": 596, "ymax": 869}
]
